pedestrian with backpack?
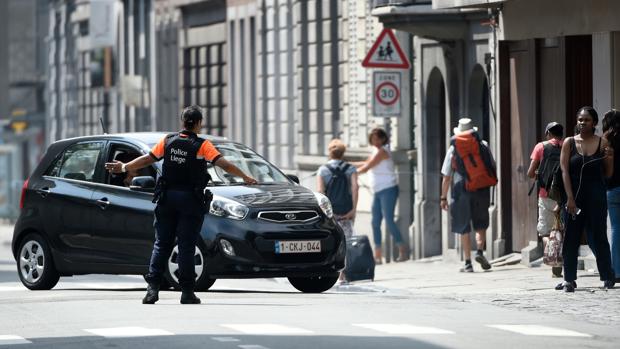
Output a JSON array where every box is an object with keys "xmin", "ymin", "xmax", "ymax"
[
  {"xmin": 317, "ymin": 139, "xmax": 359, "ymax": 283},
  {"xmin": 440, "ymin": 118, "xmax": 497, "ymax": 272},
  {"xmin": 527, "ymin": 122, "xmax": 564, "ymax": 278}
]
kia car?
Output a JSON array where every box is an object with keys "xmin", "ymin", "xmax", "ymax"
[{"xmin": 12, "ymin": 133, "xmax": 345, "ymax": 293}]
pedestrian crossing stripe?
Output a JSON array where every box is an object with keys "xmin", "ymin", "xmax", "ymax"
[
  {"xmin": 487, "ymin": 325, "xmax": 591, "ymax": 337},
  {"xmin": 238, "ymin": 345, "xmax": 271, "ymax": 349},
  {"xmin": 221, "ymin": 324, "xmax": 314, "ymax": 335},
  {"xmin": 84, "ymin": 327, "xmax": 174, "ymax": 338},
  {"xmin": 0, "ymin": 335, "xmax": 31, "ymax": 345},
  {"xmin": 353, "ymin": 324, "xmax": 454, "ymax": 335},
  {"xmin": 212, "ymin": 337, "xmax": 241, "ymax": 342}
]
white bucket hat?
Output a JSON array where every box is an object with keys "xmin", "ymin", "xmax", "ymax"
[{"xmin": 453, "ymin": 117, "xmax": 478, "ymax": 135}]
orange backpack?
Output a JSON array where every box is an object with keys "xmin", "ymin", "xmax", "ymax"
[{"xmin": 451, "ymin": 131, "xmax": 497, "ymax": 192}]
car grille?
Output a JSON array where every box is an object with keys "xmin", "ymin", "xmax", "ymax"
[
  {"xmin": 234, "ymin": 187, "xmax": 316, "ymax": 205},
  {"xmin": 257, "ymin": 210, "xmax": 319, "ymax": 223}
]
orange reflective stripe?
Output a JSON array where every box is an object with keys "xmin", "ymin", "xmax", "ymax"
[
  {"xmin": 197, "ymin": 140, "xmax": 221, "ymax": 162},
  {"xmin": 151, "ymin": 137, "xmax": 166, "ymax": 159}
]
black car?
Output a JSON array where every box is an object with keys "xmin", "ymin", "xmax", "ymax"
[{"xmin": 12, "ymin": 133, "xmax": 345, "ymax": 293}]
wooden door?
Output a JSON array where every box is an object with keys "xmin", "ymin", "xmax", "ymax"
[{"xmin": 509, "ymin": 40, "xmax": 539, "ymax": 251}]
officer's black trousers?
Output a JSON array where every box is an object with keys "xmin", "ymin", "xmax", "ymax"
[{"xmin": 145, "ymin": 189, "xmax": 204, "ymax": 290}]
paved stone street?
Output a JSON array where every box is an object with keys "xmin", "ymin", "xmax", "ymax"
[{"xmin": 356, "ymin": 256, "xmax": 620, "ymax": 326}]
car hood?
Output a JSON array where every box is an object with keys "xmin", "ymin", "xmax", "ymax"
[{"xmin": 209, "ymin": 184, "xmax": 318, "ymax": 207}]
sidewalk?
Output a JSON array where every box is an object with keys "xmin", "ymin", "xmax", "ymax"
[{"xmin": 360, "ymin": 257, "xmax": 620, "ymax": 326}]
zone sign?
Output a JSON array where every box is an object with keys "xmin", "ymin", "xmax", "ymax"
[{"xmin": 373, "ymin": 71, "xmax": 401, "ymax": 116}]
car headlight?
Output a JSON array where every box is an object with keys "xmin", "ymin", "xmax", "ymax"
[
  {"xmin": 209, "ymin": 195, "xmax": 249, "ymax": 220},
  {"xmin": 313, "ymin": 192, "xmax": 333, "ymax": 219}
]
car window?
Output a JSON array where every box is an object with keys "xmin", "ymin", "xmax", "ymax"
[
  {"xmin": 46, "ymin": 142, "xmax": 104, "ymax": 182},
  {"xmin": 208, "ymin": 144, "xmax": 289, "ymax": 185},
  {"xmin": 105, "ymin": 144, "xmax": 156, "ymax": 187}
]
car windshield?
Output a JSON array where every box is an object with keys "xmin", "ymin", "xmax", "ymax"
[{"xmin": 147, "ymin": 141, "xmax": 291, "ymax": 185}]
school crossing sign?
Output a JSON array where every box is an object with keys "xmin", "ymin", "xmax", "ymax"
[
  {"xmin": 373, "ymin": 72, "xmax": 401, "ymax": 116},
  {"xmin": 362, "ymin": 28, "xmax": 410, "ymax": 69}
]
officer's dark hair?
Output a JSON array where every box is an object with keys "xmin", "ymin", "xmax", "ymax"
[{"xmin": 181, "ymin": 105, "xmax": 203, "ymax": 130}]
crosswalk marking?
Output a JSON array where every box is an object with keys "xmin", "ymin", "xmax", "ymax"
[
  {"xmin": 221, "ymin": 324, "xmax": 313, "ymax": 335},
  {"xmin": 238, "ymin": 345, "xmax": 271, "ymax": 349},
  {"xmin": 84, "ymin": 327, "xmax": 174, "ymax": 338},
  {"xmin": 487, "ymin": 325, "xmax": 591, "ymax": 337},
  {"xmin": 353, "ymin": 324, "xmax": 454, "ymax": 335},
  {"xmin": 0, "ymin": 335, "xmax": 31, "ymax": 345},
  {"xmin": 212, "ymin": 337, "xmax": 241, "ymax": 342}
]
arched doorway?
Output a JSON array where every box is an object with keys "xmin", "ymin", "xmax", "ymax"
[
  {"xmin": 467, "ymin": 65, "xmax": 490, "ymax": 142},
  {"xmin": 422, "ymin": 68, "xmax": 446, "ymax": 256}
]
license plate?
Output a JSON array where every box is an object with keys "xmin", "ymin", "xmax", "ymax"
[{"xmin": 275, "ymin": 240, "xmax": 321, "ymax": 254}]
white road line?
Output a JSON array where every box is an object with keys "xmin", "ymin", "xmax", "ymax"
[
  {"xmin": 84, "ymin": 327, "xmax": 174, "ymax": 338},
  {"xmin": 0, "ymin": 335, "xmax": 32, "ymax": 345},
  {"xmin": 221, "ymin": 324, "xmax": 314, "ymax": 335},
  {"xmin": 212, "ymin": 337, "xmax": 241, "ymax": 342},
  {"xmin": 238, "ymin": 345, "xmax": 271, "ymax": 349},
  {"xmin": 0, "ymin": 286, "xmax": 26, "ymax": 292},
  {"xmin": 353, "ymin": 324, "xmax": 455, "ymax": 335},
  {"xmin": 487, "ymin": 325, "xmax": 591, "ymax": 337}
]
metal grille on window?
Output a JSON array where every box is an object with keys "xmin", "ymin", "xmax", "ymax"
[{"xmin": 183, "ymin": 43, "xmax": 227, "ymax": 137}]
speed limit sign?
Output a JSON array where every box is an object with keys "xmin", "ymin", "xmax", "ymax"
[{"xmin": 373, "ymin": 71, "xmax": 401, "ymax": 116}]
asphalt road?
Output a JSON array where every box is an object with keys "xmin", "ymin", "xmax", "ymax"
[{"xmin": 1, "ymin": 230, "xmax": 618, "ymax": 349}]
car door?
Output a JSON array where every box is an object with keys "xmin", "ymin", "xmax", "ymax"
[
  {"xmin": 89, "ymin": 141, "xmax": 157, "ymax": 267},
  {"xmin": 34, "ymin": 141, "xmax": 105, "ymax": 264}
]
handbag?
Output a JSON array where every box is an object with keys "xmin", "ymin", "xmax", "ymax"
[{"xmin": 543, "ymin": 212, "xmax": 563, "ymax": 267}]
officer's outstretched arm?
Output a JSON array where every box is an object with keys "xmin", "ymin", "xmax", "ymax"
[
  {"xmin": 105, "ymin": 154, "xmax": 156, "ymax": 174},
  {"xmin": 214, "ymin": 157, "xmax": 258, "ymax": 184}
]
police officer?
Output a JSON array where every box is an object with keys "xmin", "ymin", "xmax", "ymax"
[{"xmin": 105, "ymin": 105, "xmax": 257, "ymax": 304}]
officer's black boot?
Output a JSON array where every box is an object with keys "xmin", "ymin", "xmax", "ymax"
[
  {"xmin": 142, "ymin": 283, "xmax": 160, "ymax": 304},
  {"xmin": 180, "ymin": 290, "xmax": 201, "ymax": 304}
]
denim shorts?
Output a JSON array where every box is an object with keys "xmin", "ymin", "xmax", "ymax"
[{"xmin": 450, "ymin": 187, "xmax": 490, "ymax": 234}]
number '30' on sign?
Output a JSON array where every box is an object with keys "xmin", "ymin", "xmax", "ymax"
[{"xmin": 372, "ymin": 71, "xmax": 401, "ymax": 117}]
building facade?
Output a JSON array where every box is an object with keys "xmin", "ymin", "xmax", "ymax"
[
  {"xmin": 0, "ymin": 0, "xmax": 49, "ymax": 220},
  {"xmin": 372, "ymin": 0, "xmax": 620, "ymax": 263},
  {"xmin": 372, "ymin": 0, "xmax": 498, "ymax": 260},
  {"xmin": 47, "ymin": 0, "xmax": 156, "ymax": 143}
]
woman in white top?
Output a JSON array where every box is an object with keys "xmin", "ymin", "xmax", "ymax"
[{"xmin": 355, "ymin": 128, "xmax": 407, "ymax": 263}]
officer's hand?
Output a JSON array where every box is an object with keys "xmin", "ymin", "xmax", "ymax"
[
  {"xmin": 243, "ymin": 175, "xmax": 258, "ymax": 185},
  {"xmin": 105, "ymin": 160, "xmax": 123, "ymax": 174}
]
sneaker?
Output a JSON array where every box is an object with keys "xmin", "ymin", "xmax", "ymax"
[
  {"xmin": 555, "ymin": 281, "xmax": 577, "ymax": 291},
  {"xmin": 603, "ymin": 280, "xmax": 615, "ymax": 289},
  {"xmin": 475, "ymin": 254, "xmax": 491, "ymax": 270},
  {"xmin": 459, "ymin": 263, "xmax": 474, "ymax": 273},
  {"xmin": 563, "ymin": 282, "xmax": 575, "ymax": 293},
  {"xmin": 551, "ymin": 267, "xmax": 563, "ymax": 278}
]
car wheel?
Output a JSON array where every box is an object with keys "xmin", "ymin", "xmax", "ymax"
[
  {"xmin": 164, "ymin": 243, "xmax": 215, "ymax": 291},
  {"xmin": 17, "ymin": 234, "xmax": 60, "ymax": 290},
  {"xmin": 288, "ymin": 275, "xmax": 339, "ymax": 293}
]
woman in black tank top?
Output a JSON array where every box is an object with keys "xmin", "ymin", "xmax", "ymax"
[{"xmin": 559, "ymin": 106, "xmax": 615, "ymax": 292}]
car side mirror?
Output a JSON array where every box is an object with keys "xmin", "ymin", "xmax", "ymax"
[
  {"xmin": 287, "ymin": 174, "xmax": 300, "ymax": 184},
  {"xmin": 130, "ymin": 176, "xmax": 156, "ymax": 192}
]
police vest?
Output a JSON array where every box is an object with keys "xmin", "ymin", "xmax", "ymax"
[{"xmin": 161, "ymin": 131, "xmax": 210, "ymax": 190}]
